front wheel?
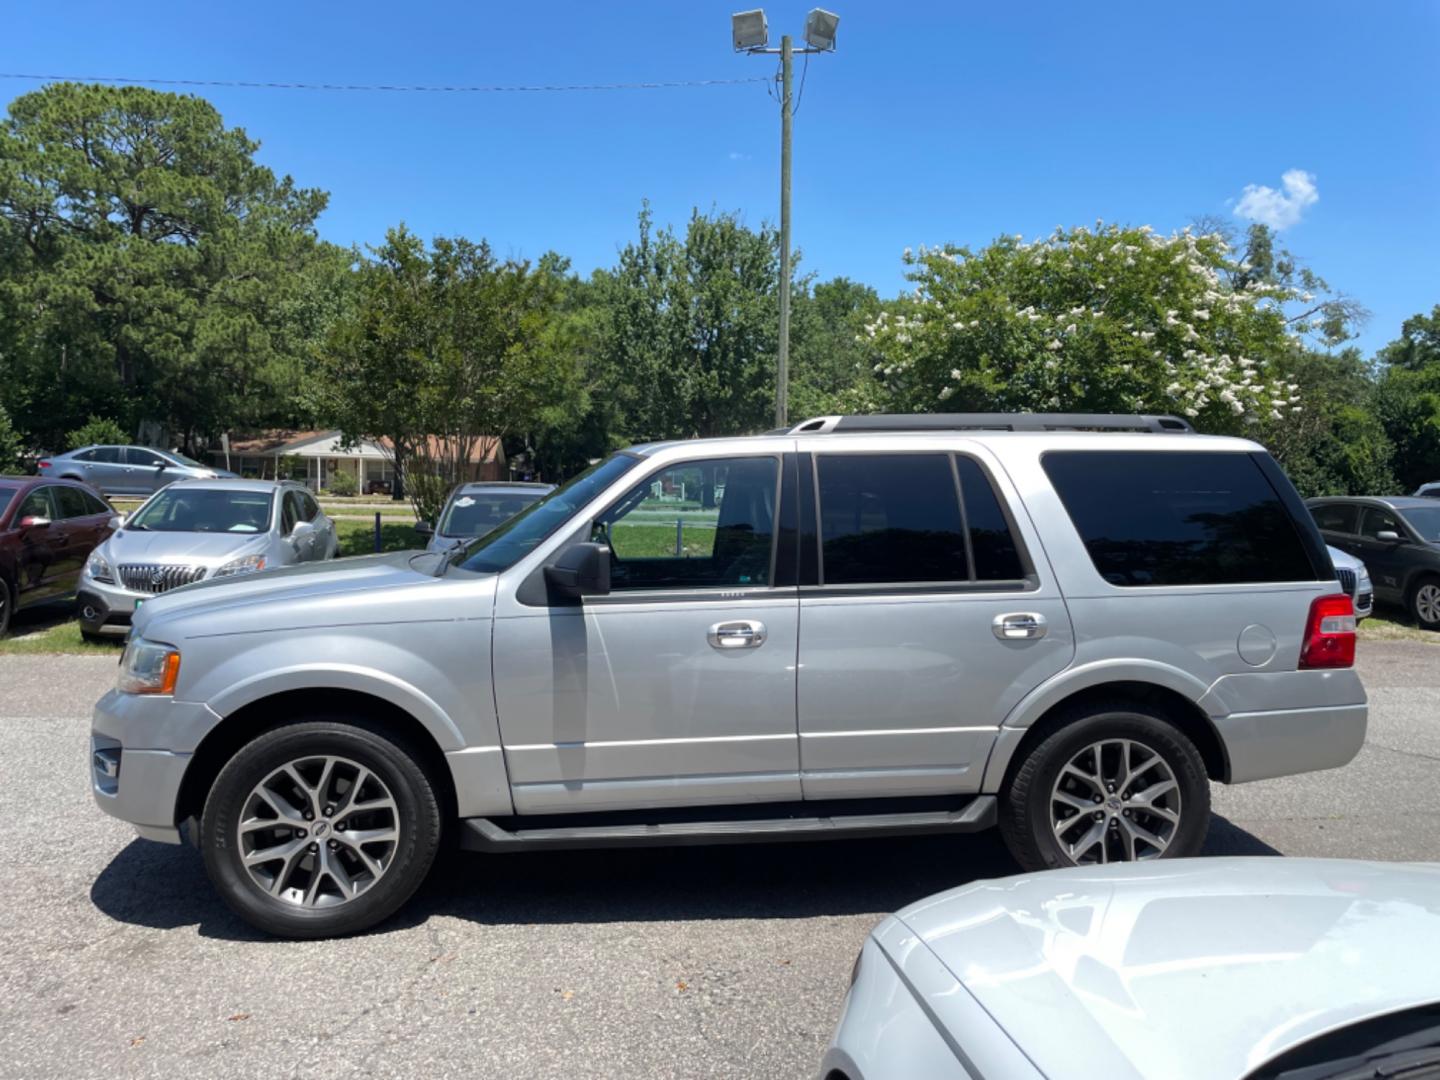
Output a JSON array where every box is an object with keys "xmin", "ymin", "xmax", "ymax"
[
  {"xmin": 1409, "ymin": 577, "xmax": 1440, "ymax": 631},
  {"xmin": 999, "ymin": 704, "xmax": 1210, "ymax": 871},
  {"xmin": 201, "ymin": 719, "xmax": 442, "ymax": 939}
]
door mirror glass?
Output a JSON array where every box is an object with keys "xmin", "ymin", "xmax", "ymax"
[
  {"xmin": 1376, "ymin": 529, "xmax": 1403, "ymax": 543},
  {"xmin": 545, "ymin": 541, "xmax": 612, "ymax": 598}
]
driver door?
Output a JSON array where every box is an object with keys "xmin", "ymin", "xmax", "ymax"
[{"xmin": 491, "ymin": 453, "xmax": 801, "ymax": 814}]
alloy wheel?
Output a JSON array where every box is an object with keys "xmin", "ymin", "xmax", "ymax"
[
  {"xmin": 236, "ymin": 755, "xmax": 399, "ymax": 908},
  {"xmin": 1416, "ymin": 584, "xmax": 1440, "ymax": 626},
  {"xmin": 1049, "ymin": 738, "xmax": 1181, "ymax": 864}
]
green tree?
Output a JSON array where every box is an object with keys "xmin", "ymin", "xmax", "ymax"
[
  {"xmin": 0, "ymin": 404, "xmax": 23, "ymax": 473},
  {"xmin": 313, "ymin": 226, "xmax": 579, "ymax": 524},
  {"xmin": 595, "ymin": 205, "xmax": 781, "ymax": 442},
  {"xmin": 65, "ymin": 415, "xmax": 129, "ymax": 450},
  {"xmin": 860, "ymin": 223, "xmax": 1368, "ymax": 433},
  {"xmin": 0, "ymin": 82, "xmax": 331, "ymax": 448},
  {"xmin": 788, "ymin": 276, "xmax": 885, "ymax": 417},
  {"xmin": 1374, "ymin": 305, "xmax": 1440, "ymax": 491}
]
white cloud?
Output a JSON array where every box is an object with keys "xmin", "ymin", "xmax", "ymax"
[
  {"xmin": 1233, "ymin": 169, "xmax": 1319, "ymax": 231},
  {"xmin": 727, "ymin": 151, "xmax": 751, "ymax": 161}
]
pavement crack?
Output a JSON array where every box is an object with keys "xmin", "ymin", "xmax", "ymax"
[{"xmin": 1367, "ymin": 741, "xmax": 1440, "ymax": 765}]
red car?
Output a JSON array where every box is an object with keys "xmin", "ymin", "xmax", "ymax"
[{"xmin": 0, "ymin": 477, "xmax": 119, "ymax": 637}]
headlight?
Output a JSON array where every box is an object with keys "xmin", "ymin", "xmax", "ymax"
[
  {"xmin": 213, "ymin": 553, "xmax": 266, "ymax": 578},
  {"xmin": 85, "ymin": 549, "xmax": 115, "ymax": 584},
  {"xmin": 117, "ymin": 639, "xmax": 181, "ymax": 695}
]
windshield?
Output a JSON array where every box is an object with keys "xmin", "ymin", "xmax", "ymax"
[
  {"xmin": 167, "ymin": 450, "xmax": 205, "ymax": 467},
  {"xmin": 127, "ymin": 488, "xmax": 275, "ymax": 533},
  {"xmin": 454, "ymin": 454, "xmax": 641, "ymax": 573},
  {"xmin": 439, "ymin": 489, "xmax": 549, "ymax": 538},
  {"xmin": 1401, "ymin": 506, "xmax": 1440, "ymax": 542}
]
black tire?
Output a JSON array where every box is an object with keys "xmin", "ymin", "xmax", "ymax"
[
  {"xmin": 1408, "ymin": 576, "xmax": 1440, "ymax": 631},
  {"xmin": 80, "ymin": 630, "xmax": 109, "ymax": 645},
  {"xmin": 201, "ymin": 718, "xmax": 442, "ymax": 939},
  {"xmin": 998, "ymin": 702, "xmax": 1210, "ymax": 872},
  {"xmin": 0, "ymin": 578, "xmax": 13, "ymax": 637}
]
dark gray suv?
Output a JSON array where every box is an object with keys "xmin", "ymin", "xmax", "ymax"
[{"xmin": 1309, "ymin": 496, "xmax": 1440, "ymax": 629}]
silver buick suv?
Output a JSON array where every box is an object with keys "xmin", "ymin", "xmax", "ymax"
[{"xmin": 89, "ymin": 413, "xmax": 1368, "ymax": 938}]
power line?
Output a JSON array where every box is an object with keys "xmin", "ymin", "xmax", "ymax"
[{"xmin": 0, "ymin": 71, "xmax": 771, "ymax": 94}]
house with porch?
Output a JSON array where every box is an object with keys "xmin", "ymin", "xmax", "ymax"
[{"xmin": 211, "ymin": 430, "xmax": 506, "ymax": 494}]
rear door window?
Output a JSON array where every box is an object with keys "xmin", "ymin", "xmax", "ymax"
[
  {"xmin": 1310, "ymin": 503, "xmax": 1359, "ymax": 534},
  {"xmin": 54, "ymin": 486, "xmax": 92, "ymax": 520},
  {"xmin": 955, "ymin": 455, "xmax": 1026, "ymax": 580},
  {"xmin": 90, "ymin": 447, "xmax": 122, "ymax": 464},
  {"xmin": 1043, "ymin": 451, "xmax": 1321, "ymax": 586}
]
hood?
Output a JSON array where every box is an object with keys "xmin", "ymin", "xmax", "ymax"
[
  {"xmin": 103, "ymin": 529, "xmax": 268, "ymax": 566},
  {"xmin": 131, "ymin": 550, "xmax": 461, "ymax": 640},
  {"xmin": 894, "ymin": 858, "xmax": 1440, "ymax": 1080},
  {"xmin": 1327, "ymin": 545, "xmax": 1366, "ymax": 573}
]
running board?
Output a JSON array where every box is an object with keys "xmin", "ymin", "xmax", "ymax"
[{"xmin": 459, "ymin": 796, "xmax": 997, "ymax": 852}]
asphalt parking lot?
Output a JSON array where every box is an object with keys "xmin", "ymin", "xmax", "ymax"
[{"xmin": 0, "ymin": 644, "xmax": 1436, "ymax": 1080}]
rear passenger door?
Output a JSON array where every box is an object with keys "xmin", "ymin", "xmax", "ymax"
[
  {"xmin": 83, "ymin": 447, "xmax": 127, "ymax": 493},
  {"xmin": 1310, "ymin": 502, "xmax": 1361, "ymax": 559},
  {"xmin": 796, "ymin": 449, "xmax": 1075, "ymax": 799}
]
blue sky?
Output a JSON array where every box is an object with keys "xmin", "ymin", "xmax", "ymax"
[{"xmin": 5, "ymin": 1, "xmax": 1437, "ymax": 356}]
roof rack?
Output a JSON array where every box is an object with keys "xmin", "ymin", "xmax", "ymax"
[{"xmin": 786, "ymin": 413, "xmax": 1194, "ymax": 435}]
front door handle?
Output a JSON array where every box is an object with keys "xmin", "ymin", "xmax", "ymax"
[
  {"xmin": 993, "ymin": 612, "xmax": 1048, "ymax": 640},
  {"xmin": 708, "ymin": 620, "xmax": 767, "ymax": 649}
]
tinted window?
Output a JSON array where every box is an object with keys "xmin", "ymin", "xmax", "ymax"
[
  {"xmin": 74, "ymin": 449, "xmax": 98, "ymax": 462},
  {"xmin": 0, "ymin": 490, "xmax": 13, "ymax": 518},
  {"xmin": 1359, "ymin": 507, "xmax": 1403, "ymax": 540},
  {"xmin": 956, "ymin": 455, "xmax": 1025, "ymax": 580},
  {"xmin": 16, "ymin": 488, "xmax": 55, "ymax": 522},
  {"xmin": 82, "ymin": 489, "xmax": 111, "ymax": 515},
  {"xmin": 126, "ymin": 448, "xmax": 165, "ymax": 467},
  {"xmin": 300, "ymin": 492, "xmax": 321, "ymax": 522},
  {"xmin": 54, "ymin": 486, "xmax": 92, "ymax": 520},
  {"xmin": 598, "ymin": 457, "xmax": 778, "ymax": 590},
  {"xmin": 818, "ymin": 454, "xmax": 968, "ymax": 585},
  {"xmin": 90, "ymin": 447, "xmax": 122, "ymax": 464},
  {"xmin": 1400, "ymin": 505, "xmax": 1440, "ymax": 542},
  {"xmin": 1043, "ymin": 451, "xmax": 1320, "ymax": 586},
  {"xmin": 281, "ymin": 492, "xmax": 301, "ymax": 534},
  {"xmin": 1311, "ymin": 503, "xmax": 1359, "ymax": 534}
]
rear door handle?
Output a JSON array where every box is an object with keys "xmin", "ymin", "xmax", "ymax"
[
  {"xmin": 993, "ymin": 612, "xmax": 1048, "ymax": 640},
  {"xmin": 708, "ymin": 620, "xmax": 767, "ymax": 649}
]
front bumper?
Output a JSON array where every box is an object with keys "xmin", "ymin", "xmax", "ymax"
[
  {"xmin": 76, "ymin": 579, "xmax": 144, "ymax": 637},
  {"xmin": 90, "ymin": 690, "xmax": 223, "ymax": 844}
]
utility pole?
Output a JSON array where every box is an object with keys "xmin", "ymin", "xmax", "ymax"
[
  {"xmin": 732, "ymin": 8, "xmax": 839, "ymax": 431},
  {"xmin": 776, "ymin": 33, "xmax": 793, "ymax": 428}
]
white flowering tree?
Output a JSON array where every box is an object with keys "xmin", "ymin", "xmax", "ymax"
[{"xmin": 862, "ymin": 223, "xmax": 1312, "ymax": 431}]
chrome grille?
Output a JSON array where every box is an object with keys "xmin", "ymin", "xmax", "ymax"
[
  {"xmin": 117, "ymin": 563, "xmax": 208, "ymax": 594},
  {"xmin": 1336, "ymin": 567, "xmax": 1357, "ymax": 596}
]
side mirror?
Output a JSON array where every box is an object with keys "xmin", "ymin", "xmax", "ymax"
[
  {"xmin": 414, "ymin": 521, "xmax": 434, "ymax": 537},
  {"xmin": 1376, "ymin": 530, "xmax": 1403, "ymax": 543},
  {"xmin": 544, "ymin": 541, "xmax": 611, "ymax": 598},
  {"xmin": 112, "ymin": 514, "xmax": 126, "ymax": 529},
  {"xmin": 290, "ymin": 519, "xmax": 316, "ymax": 542},
  {"xmin": 18, "ymin": 515, "xmax": 50, "ymax": 528}
]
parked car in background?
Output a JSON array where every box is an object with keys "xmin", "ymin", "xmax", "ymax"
[
  {"xmin": 1309, "ymin": 496, "xmax": 1440, "ymax": 629},
  {"xmin": 0, "ymin": 477, "xmax": 119, "ymax": 636},
  {"xmin": 89, "ymin": 412, "xmax": 1367, "ymax": 939},
  {"xmin": 77, "ymin": 479, "xmax": 336, "ymax": 641},
  {"xmin": 1415, "ymin": 481, "xmax": 1440, "ymax": 498},
  {"xmin": 820, "ymin": 858, "xmax": 1440, "ymax": 1080},
  {"xmin": 415, "ymin": 480, "xmax": 555, "ymax": 553},
  {"xmin": 1327, "ymin": 544, "xmax": 1373, "ymax": 620},
  {"xmin": 39, "ymin": 445, "xmax": 236, "ymax": 496}
]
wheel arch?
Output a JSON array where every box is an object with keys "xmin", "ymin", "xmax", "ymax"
[
  {"xmin": 981, "ymin": 678, "xmax": 1230, "ymax": 794},
  {"xmin": 174, "ymin": 687, "xmax": 458, "ymax": 838}
]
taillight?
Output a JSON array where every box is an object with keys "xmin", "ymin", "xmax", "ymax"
[
  {"xmin": 1299, "ymin": 593, "xmax": 1356, "ymax": 669},
  {"xmin": 38, "ymin": 460, "xmax": 50, "ymax": 469}
]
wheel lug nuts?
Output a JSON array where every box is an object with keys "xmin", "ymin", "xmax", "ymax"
[
  {"xmin": 328, "ymin": 840, "xmax": 338, "ymax": 850},
  {"xmin": 336, "ymin": 823, "xmax": 345, "ymax": 832},
  {"xmin": 304, "ymin": 811, "xmax": 313, "ymax": 821},
  {"xmin": 1093, "ymin": 811, "xmax": 1104, "ymax": 821},
  {"xmin": 308, "ymin": 842, "xmax": 318, "ymax": 853},
  {"xmin": 1093, "ymin": 796, "xmax": 1102, "ymax": 804},
  {"xmin": 324, "ymin": 806, "xmax": 335, "ymax": 816}
]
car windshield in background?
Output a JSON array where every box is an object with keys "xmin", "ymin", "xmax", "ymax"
[
  {"xmin": 1401, "ymin": 506, "xmax": 1440, "ymax": 542},
  {"xmin": 0, "ymin": 490, "xmax": 14, "ymax": 519},
  {"xmin": 127, "ymin": 489, "xmax": 274, "ymax": 533},
  {"xmin": 439, "ymin": 492, "xmax": 544, "ymax": 537},
  {"xmin": 455, "ymin": 454, "xmax": 641, "ymax": 574}
]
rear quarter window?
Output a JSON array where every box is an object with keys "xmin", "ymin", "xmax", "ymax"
[{"xmin": 1042, "ymin": 450, "xmax": 1322, "ymax": 586}]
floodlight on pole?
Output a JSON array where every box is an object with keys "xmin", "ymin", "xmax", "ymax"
[{"xmin": 732, "ymin": 8, "xmax": 840, "ymax": 428}]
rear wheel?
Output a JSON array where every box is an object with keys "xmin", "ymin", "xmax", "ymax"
[
  {"xmin": 0, "ymin": 578, "xmax": 13, "ymax": 637},
  {"xmin": 999, "ymin": 703, "xmax": 1210, "ymax": 871},
  {"xmin": 200, "ymin": 719, "xmax": 442, "ymax": 939},
  {"xmin": 1409, "ymin": 577, "xmax": 1440, "ymax": 631}
]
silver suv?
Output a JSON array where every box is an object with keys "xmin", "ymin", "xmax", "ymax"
[{"xmin": 89, "ymin": 414, "xmax": 1368, "ymax": 938}]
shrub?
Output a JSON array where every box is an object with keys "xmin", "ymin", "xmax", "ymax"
[
  {"xmin": 327, "ymin": 470, "xmax": 358, "ymax": 497},
  {"xmin": 65, "ymin": 416, "xmax": 128, "ymax": 451},
  {"xmin": 0, "ymin": 405, "xmax": 24, "ymax": 473}
]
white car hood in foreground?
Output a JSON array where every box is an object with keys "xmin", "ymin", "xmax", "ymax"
[{"xmin": 895, "ymin": 858, "xmax": 1440, "ymax": 1080}]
